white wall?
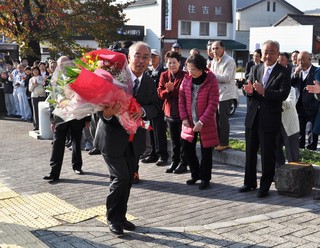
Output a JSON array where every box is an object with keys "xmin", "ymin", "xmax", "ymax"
[
  {"xmin": 249, "ymin": 26, "xmax": 313, "ymax": 53},
  {"xmin": 123, "ymin": 1, "xmax": 162, "ymax": 51}
]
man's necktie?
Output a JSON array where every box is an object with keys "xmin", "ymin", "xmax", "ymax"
[
  {"xmin": 133, "ymin": 78, "xmax": 139, "ymax": 96},
  {"xmin": 262, "ymin": 67, "xmax": 271, "ymax": 86}
]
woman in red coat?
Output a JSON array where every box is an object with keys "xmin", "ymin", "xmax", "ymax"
[
  {"xmin": 179, "ymin": 54, "xmax": 219, "ymax": 189},
  {"xmin": 158, "ymin": 51, "xmax": 188, "ymax": 174}
]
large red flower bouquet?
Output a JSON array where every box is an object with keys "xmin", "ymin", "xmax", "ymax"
[{"xmin": 47, "ymin": 49, "xmax": 144, "ymax": 136}]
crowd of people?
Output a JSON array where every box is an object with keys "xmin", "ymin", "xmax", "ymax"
[
  {"xmin": 1, "ymin": 39, "xmax": 319, "ymax": 237},
  {"xmin": 0, "ymin": 58, "xmax": 55, "ymax": 129}
]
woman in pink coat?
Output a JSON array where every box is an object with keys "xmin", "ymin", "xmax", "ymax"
[{"xmin": 179, "ymin": 54, "xmax": 219, "ymax": 189}]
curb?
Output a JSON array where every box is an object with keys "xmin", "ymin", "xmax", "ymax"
[{"xmin": 212, "ymin": 149, "xmax": 320, "ymax": 186}]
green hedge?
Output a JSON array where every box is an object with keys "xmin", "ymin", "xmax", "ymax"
[{"xmin": 229, "ymin": 139, "xmax": 320, "ymax": 166}]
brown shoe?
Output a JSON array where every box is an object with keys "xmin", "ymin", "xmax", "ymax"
[{"xmin": 214, "ymin": 145, "xmax": 231, "ymax": 152}]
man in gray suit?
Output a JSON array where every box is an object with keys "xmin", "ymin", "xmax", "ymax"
[
  {"xmin": 239, "ymin": 40, "xmax": 290, "ymax": 198},
  {"xmin": 96, "ymin": 42, "xmax": 159, "ymax": 236}
]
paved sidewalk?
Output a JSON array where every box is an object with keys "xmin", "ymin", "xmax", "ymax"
[{"xmin": 0, "ymin": 116, "xmax": 319, "ymax": 247}]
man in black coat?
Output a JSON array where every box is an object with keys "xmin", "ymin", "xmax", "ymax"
[
  {"xmin": 96, "ymin": 42, "xmax": 159, "ymax": 236},
  {"xmin": 291, "ymin": 51, "xmax": 320, "ymax": 150},
  {"xmin": 240, "ymin": 40, "xmax": 291, "ymax": 198},
  {"xmin": 43, "ymin": 56, "xmax": 91, "ymax": 181},
  {"xmin": 142, "ymin": 49, "xmax": 169, "ymax": 166},
  {"xmin": 245, "ymin": 48, "xmax": 262, "ymax": 80}
]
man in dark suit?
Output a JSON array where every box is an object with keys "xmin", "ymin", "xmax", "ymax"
[
  {"xmin": 245, "ymin": 48, "xmax": 263, "ymax": 80},
  {"xmin": 142, "ymin": 49, "xmax": 169, "ymax": 166},
  {"xmin": 240, "ymin": 40, "xmax": 291, "ymax": 198},
  {"xmin": 291, "ymin": 51, "xmax": 319, "ymax": 150},
  {"xmin": 96, "ymin": 42, "xmax": 159, "ymax": 236},
  {"xmin": 43, "ymin": 56, "xmax": 91, "ymax": 182}
]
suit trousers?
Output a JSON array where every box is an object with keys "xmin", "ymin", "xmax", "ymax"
[
  {"xmin": 216, "ymin": 99, "xmax": 232, "ymax": 146},
  {"xmin": 103, "ymin": 142, "xmax": 135, "ymax": 224},
  {"xmin": 298, "ymin": 112, "xmax": 318, "ymax": 150},
  {"xmin": 167, "ymin": 121, "xmax": 187, "ymax": 166},
  {"xmin": 244, "ymin": 112, "xmax": 278, "ymax": 192},
  {"xmin": 150, "ymin": 112, "xmax": 169, "ymax": 161},
  {"xmin": 183, "ymin": 133, "xmax": 212, "ymax": 182},
  {"xmin": 49, "ymin": 120, "xmax": 84, "ymax": 178}
]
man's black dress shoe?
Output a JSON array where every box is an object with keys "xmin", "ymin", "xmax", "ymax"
[
  {"xmin": 74, "ymin": 169, "xmax": 84, "ymax": 175},
  {"xmin": 257, "ymin": 190, "xmax": 269, "ymax": 198},
  {"xmin": 198, "ymin": 181, "xmax": 210, "ymax": 190},
  {"xmin": 88, "ymin": 148, "xmax": 101, "ymax": 155},
  {"xmin": 109, "ymin": 223, "xmax": 124, "ymax": 236},
  {"xmin": 239, "ymin": 185, "xmax": 257, "ymax": 192},
  {"xmin": 156, "ymin": 159, "xmax": 168, "ymax": 167},
  {"xmin": 165, "ymin": 163, "xmax": 178, "ymax": 173},
  {"xmin": 186, "ymin": 178, "xmax": 199, "ymax": 185},
  {"xmin": 122, "ymin": 220, "xmax": 136, "ymax": 231},
  {"xmin": 141, "ymin": 156, "xmax": 158, "ymax": 163},
  {"xmin": 140, "ymin": 152, "xmax": 151, "ymax": 159},
  {"xmin": 43, "ymin": 175, "xmax": 59, "ymax": 181},
  {"xmin": 306, "ymin": 144, "xmax": 317, "ymax": 151},
  {"xmin": 173, "ymin": 164, "xmax": 187, "ymax": 174}
]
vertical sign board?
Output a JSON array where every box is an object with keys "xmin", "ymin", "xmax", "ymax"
[{"xmin": 165, "ymin": 0, "xmax": 172, "ymax": 30}]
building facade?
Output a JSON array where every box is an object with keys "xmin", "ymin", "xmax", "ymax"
[{"xmin": 121, "ymin": 0, "xmax": 245, "ymax": 62}]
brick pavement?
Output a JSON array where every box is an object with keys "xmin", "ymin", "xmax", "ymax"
[{"xmin": 0, "ymin": 116, "xmax": 319, "ymax": 247}]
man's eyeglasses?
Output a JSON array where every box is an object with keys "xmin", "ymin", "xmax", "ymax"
[{"xmin": 134, "ymin": 54, "xmax": 150, "ymax": 61}]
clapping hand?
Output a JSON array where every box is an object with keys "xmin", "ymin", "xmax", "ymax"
[
  {"xmin": 306, "ymin": 81, "xmax": 320, "ymax": 94},
  {"xmin": 243, "ymin": 80, "xmax": 253, "ymax": 95},
  {"xmin": 165, "ymin": 82, "xmax": 174, "ymax": 92},
  {"xmin": 253, "ymin": 81, "xmax": 265, "ymax": 96}
]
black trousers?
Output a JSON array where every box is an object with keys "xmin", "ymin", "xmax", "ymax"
[
  {"xmin": 103, "ymin": 142, "xmax": 136, "ymax": 224},
  {"xmin": 183, "ymin": 133, "xmax": 212, "ymax": 182},
  {"xmin": 244, "ymin": 113, "xmax": 278, "ymax": 192},
  {"xmin": 298, "ymin": 112, "xmax": 318, "ymax": 150},
  {"xmin": 167, "ymin": 121, "xmax": 187, "ymax": 166},
  {"xmin": 149, "ymin": 112, "xmax": 169, "ymax": 161},
  {"xmin": 31, "ymin": 96, "xmax": 46, "ymax": 129},
  {"xmin": 49, "ymin": 120, "xmax": 84, "ymax": 178}
]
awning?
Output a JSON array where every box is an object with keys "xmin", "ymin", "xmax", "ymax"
[{"xmin": 177, "ymin": 39, "xmax": 246, "ymax": 50}]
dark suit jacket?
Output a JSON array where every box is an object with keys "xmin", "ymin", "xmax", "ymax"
[
  {"xmin": 245, "ymin": 61, "xmax": 263, "ymax": 79},
  {"xmin": 245, "ymin": 63, "xmax": 291, "ymax": 132},
  {"xmin": 291, "ymin": 65, "xmax": 320, "ymax": 116},
  {"xmin": 96, "ymin": 74, "xmax": 159, "ymax": 157}
]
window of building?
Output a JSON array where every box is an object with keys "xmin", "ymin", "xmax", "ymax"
[
  {"xmin": 202, "ymin": 6, "xmax": 209, "ymax": 15},
  {"xmin": 188, "ymin": 4, "xmax": 196, "ymax": 13},
  {"xmin": 215, "ymin": 6, "xmax": 222, "ymax": 16},
  {"xmin": 217, "ymin": 23, "xmax": 226, "ymax": 36},
  {"xmin": 273, "ymin": 2, "xmax": 276, "ymax": 12},
  {"xmin": 181, "ymin": 21, "xmax": 191, "ymax": 35},
  {"xmin": 267, "ymin": 1, "xmax": 270, "ymax": 11},
  {"xmin": 200, "ymin": 22, "xmax": 209, "ymax": 36}
]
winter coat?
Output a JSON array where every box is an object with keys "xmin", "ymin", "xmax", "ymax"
[
  {"xmin": 158, "ymin": 69, "xmax": 186, "ymax": 121},
  {"xmin": 179, "ymin": 70, "xmax": 220, "ymax": 148}
]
